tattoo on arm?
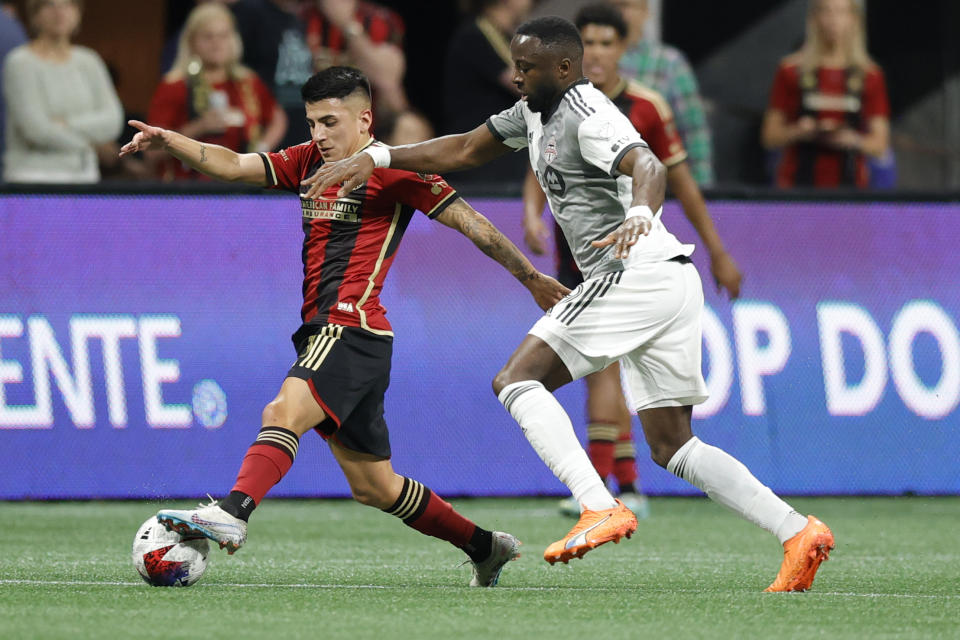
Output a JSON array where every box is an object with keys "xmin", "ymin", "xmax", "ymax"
[
  {"xmin": 458, "ymin": 208, "xmax": 538, "ymax": 283},
  {"xmin": 200, "ymin": 144, "xmax": 208, "ymax": 164}
]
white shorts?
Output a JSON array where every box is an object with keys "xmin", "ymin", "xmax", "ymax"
[{"xmin": 530, "ymin": 258, "xmax": 709, "ymax": 411}]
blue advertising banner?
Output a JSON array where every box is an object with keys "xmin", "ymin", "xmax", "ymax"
[{"xmin": 1, "ymin": 193, "xmax": 957, "ymax": 498}]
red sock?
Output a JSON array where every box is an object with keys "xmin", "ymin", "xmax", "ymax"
[
  {"xmin": 231, "ymin": 426, "xmax": 299, "ymax": 505},
  {"xmin": 587, "ymin": 422, "xmax": 618, "ymax": 480},
  {"xmin": 613, "ymin": 433, "xmax": 638, "ymax": 487},
  {"xmin": 383, "ymin": 477, "xmax": 480, "ymax": 550}
]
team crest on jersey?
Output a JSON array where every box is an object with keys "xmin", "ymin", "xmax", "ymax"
[
  {"xmin": 544, "ymin": 137, "xmax": 558, "ymax": 164},
  {"xmin": 543, "ymin": 165, "xmax": 566, "ymax": 196},
  {"xmin": 417, "ymin": 172, "xmax": 447, "ymax": 195}
]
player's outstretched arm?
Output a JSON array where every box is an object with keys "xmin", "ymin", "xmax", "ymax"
[
  {"xmin": 667, "ymin": 162, "xmax": 742, "ymax": 298},
  {"xmin": 301, "ymin": 123, "xmax": 510, "ymax": 199},
  {"xmin": 591, "ymin": 146, "xmax": 666, "ymax": 259},
  {"xmin": 436, "ymin": 198, "xmax": 570, "ymax": 311},
  {"xmin": 119, "ymin": 120, "xmax": 267, "ymax": 186}
]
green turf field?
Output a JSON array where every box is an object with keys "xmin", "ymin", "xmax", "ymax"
[{"xmin": 0, "ymin": 497, "xmax": 956, "ymax": 639}]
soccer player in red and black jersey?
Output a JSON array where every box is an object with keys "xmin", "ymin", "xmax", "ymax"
[
  {"xmin": 519, "ymin": 4, "xmax": 742, "ymax": 520},
  {"xmin": 119, "ymin": 66, "xmax": 569, "ymax": 587}
]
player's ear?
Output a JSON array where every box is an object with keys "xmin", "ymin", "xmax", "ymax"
[
  {"xmin": 358, "ymin": 106, "xmax": 373, "ymax": 135},
  {"xmin": 557, "ymin": 57, "xmax": 572, "ymax": 80}
]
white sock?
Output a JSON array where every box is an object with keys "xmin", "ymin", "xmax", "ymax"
[
  {"xmin": 498, "ymin": 380, "xmax": 617, "ymax": 511},
  {"xmin": 667, "ymin": 436, "xmax": 808, "ymax": 544}
]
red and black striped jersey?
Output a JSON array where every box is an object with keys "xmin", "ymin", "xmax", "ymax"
[
  {"xmin": 610, "ymin": 79, "xmax": 687, "ymax": 168},
  {"xmin": 259, "ymin": 140, "xmax": 457, "ymax": 335}
]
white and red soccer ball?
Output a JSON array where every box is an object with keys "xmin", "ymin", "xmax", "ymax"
[{"xmin": 132, "ymin": 517, "xmax": 209, "ymax": 587}]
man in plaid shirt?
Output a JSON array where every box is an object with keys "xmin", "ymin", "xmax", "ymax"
[{"xmin": 613, "ymin": 0, "xmax": 714, "ymax": 185}]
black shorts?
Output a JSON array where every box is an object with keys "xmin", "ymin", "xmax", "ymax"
[{"xmin": 287, "ymin": 323, "xmax": 393, "ymax": 458}]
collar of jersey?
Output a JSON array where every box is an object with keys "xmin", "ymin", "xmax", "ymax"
[{"xmin": 540, "ymin": 77, "xmax": 591, "ymax": 124}]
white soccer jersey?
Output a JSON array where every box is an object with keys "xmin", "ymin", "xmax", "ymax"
[{"xmin": 486, "ymin": 79, "xmax": 693, "ymax": 279}]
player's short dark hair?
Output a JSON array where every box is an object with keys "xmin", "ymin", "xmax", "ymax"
[
  {"xmin": 575, "ymin": 3, "xmax": 629, "ymax": 40},
  {"xmin": 300, "ymin": 66, "xmax": 372, "ymax": 104},
  {"xmin": 515, "ymin": 16, "xmax": 584, "ymax": 59}
]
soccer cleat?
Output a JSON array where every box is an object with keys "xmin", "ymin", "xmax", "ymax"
[
  {"xmin": 617, "ymin": 492, "xmax": 651, "ymax": 520},
  {"xmin": 469, "ymin": 531, "xmax": 521, "ymax": 587},
  {"xmin": 765, "ymin": 515, "xmax": 835, "ymax": 592},
  {"xmin": 157, "ymin": 498, "xmax": 247, "ymax": 555},
  {"xmin": 543, "ymin": 499, "xmax": 637, "ymax": 565}
]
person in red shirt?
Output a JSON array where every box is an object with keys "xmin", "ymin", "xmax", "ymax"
[
  {"xmin": 121, "ymin": 66, "xmax": 569, "ymax": 586},
  {"xmin": 521, "ymin": 4, "xmax": 742, "ymax": 519},
  {"xmin": 302, "ymin": 0, "xmax": 432, "ymax": 143},
  {"xmin": 148, "ymin": 3, "xmax": 287, "ymax": 180},
  {"xmin": 762, "ymin": 0, "xmax": 890, "ymax": 188},
  {"xmin": 303, "ymin": 0, "xmax": 405, "ymax": 113}
]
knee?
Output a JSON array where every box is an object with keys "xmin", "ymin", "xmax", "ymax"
[
  {"xmin": 349, "ymin": 482, "xmax": 394, "ymax": 510},
  {"xmin": 491, "ymin": 367, "xmax": 514, "ymax": 397},
  {"xmin": 261, "ymin": 399, "xmax": 285, "ymax": 428}
]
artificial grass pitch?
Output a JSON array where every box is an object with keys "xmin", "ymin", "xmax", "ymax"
[{"xmin": 0, "ymin": 497, "xmax": 956, "ymax": 639}]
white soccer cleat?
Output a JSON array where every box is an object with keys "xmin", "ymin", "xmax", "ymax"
[
  {"xmin": 469, "ymin": 531, "xmax": 521, "ymax": 587},
  {"xmin": 157, "ymin": 498, "xmax": 247, "ymax": 555}
]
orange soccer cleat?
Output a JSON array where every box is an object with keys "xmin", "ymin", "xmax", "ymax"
[
  {"xmin": 765, "ymin": 515, "xmax": 835, "ymax": 592},
  {"xmin": 543, "ymin": 499, "xmax": 637, "ymax": 564}
]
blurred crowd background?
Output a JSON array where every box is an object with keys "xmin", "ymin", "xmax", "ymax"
[{"xmin": 0, "ymin": 0, "xmax": 957, "ymax": 194}]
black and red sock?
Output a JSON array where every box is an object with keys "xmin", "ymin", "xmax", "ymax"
[
  {"xmin": 383, "ymin": 477, "xmax": 492, "ymax": 562},
  {"xmin": 220, "ymin": 426, "xmax": 300, "ymax": 521}
]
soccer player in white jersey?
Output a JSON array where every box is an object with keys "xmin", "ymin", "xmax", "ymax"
[{"xmin": 305, "ymin": 16, "xmax": 834, "ymax": 591}]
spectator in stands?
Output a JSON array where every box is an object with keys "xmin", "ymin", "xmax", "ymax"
[
  {"xmin": 0, "ymin": 0, "xmax": 27, "ymax": 180},
  {"xmin": 762, "ymin": 0, "xmax": 890, "ymax": 189},
  {"xmin": 302, "ymin": 0, "xmax": 431, "ymax": 143},
  {"xmin": 2, "ymin": 0, "xmax": 122, "ymax": 183},
  {"xmin": 148, "ymin": 2, "xmax": 287, "ymax": 180},
  {"xmin": 613, "ymin": 0, "xmax": 714, "ymax": 186},
  {"xmin": 442, "ymin": 0, "xmax": 532, "ymax": 190},
  {"xmin": 230, "ymin": 0, "xmax": 313, "ymax": 149}
]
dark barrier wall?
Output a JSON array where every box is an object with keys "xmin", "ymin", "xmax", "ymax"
[{"xmin": 1, "ymin": 192, "xmax": 958, "ymax": 498}]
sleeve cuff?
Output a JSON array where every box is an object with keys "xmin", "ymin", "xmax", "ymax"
[
  {"xmin": 485, "ymin": 118, "xmax": 506, "ymax": 142},
  {"xmin": 426, "ymin": 192, "xmax": 459, "ymax": 219},
  {"xmin": 609, "ymin": 142, "xmax": 647, "ymax": 177},
  {"xmin": 258, "ymin": 152, "xmax": 278, "ymax": 187}
]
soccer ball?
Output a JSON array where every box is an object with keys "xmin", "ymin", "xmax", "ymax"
[{"xmin": 132, "ymin": 516, "xmax": 209, "ymax": 587}]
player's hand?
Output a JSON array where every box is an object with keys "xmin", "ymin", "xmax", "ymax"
[
  {"xmin": 591, "ymin": 215, "xmax": 652, "ymax": 259},
  {"xmin": 301, "ymin": 152, "xmax": 375, "ymax": 199},
  {"xmin": 119, "ymin": 120, "xmax": 168, "ymax": 157},
  {"xmin": 525, "ymin": 272, "xmax": 571, "ymax": 311},
  {"xmin": 710, "ymin": 250, "xmax": 742, "ymax": 299},
  {"xmin": 523, "ymin": 215, "xmax": 550, "ymax": 255}
]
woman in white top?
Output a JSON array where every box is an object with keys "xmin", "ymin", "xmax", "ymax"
[{"xmin": 2, "ymin": 0, "xmax": 122, "ymax": 183}]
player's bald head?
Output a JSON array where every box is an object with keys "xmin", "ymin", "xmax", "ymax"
[
  {"xmin": 301, "ymin": 66, "xmax": 372, "ymax": 111},
  {"xmin": 514, "ymin": 16, "xmax": 584, "ymax": 65}
]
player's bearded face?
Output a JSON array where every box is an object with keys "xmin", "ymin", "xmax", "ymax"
[{"xmin": 510, "ymin": 40, "xmax": 562, "ymax": 113}]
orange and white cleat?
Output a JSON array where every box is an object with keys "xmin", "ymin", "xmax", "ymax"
[
  {"xmin": 543, "ymin": 499, "xmax": 637, "ymax": 565},
  {"xmin": 765, "ymin": 515, "xmax": 835, "ymax": 592}
]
